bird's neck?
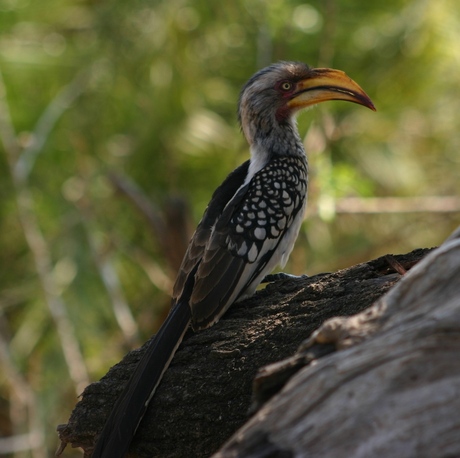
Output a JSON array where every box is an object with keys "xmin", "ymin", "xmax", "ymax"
[
  {"xmin": 246, "ymin": 119, "xmax": 307, "ymax": 183},
  {"xmin": 248, "ymin": 115, "xmax": 305, "ymax": 157}
]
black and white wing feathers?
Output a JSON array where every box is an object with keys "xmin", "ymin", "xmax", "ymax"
[
  {"xmin": 172, "ymin": 160, "xmax": 250, "ymax": 305},
  {"xmin": 190, "ymin": 155, "xmax": 308, "ymax": 330}
]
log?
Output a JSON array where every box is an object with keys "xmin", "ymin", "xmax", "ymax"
[
  {"xmin": 57, "ymin": 243, "xmax": 436, "ymax": 457},
  {"xmin": 215, "ymin": 227, "xmax": 460, "ymax": 458}
]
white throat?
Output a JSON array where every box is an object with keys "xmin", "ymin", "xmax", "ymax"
[{"xmin": 244, "ymin": 144, "xmax": 271, "ymax": 185}]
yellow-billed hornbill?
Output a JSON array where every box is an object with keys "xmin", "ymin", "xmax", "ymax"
[{"xmin": 92, "ymin": 61, "xmax": 375, "ymax": 457}]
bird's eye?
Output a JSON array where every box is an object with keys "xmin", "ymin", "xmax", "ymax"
[{"xmin": 280, "ymin": 81, "xmax": 293, "ymax": 92}]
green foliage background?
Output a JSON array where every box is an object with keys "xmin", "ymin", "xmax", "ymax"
[{"xmin": 0, "ymin": 0, "xmax": 459, "ymax": 456}]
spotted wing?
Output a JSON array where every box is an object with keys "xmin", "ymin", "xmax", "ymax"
[
  {"xmin": 172, "ymin": 160, "xmax": 250, "ymax": 304},
  {"xmin": 190, "ymin": 156, "xmax": 308, "ymax": 330}
]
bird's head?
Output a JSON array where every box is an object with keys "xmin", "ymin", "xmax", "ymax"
[{"xmin": 238, "ymin": 61, "xmax": 375, "ymax": 150}]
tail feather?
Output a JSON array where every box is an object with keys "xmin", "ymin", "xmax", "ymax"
[{"xmin": 92, "ymin": 301, "xmax": 191, "ymax": 458}]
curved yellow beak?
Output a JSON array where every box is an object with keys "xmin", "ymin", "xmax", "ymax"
[{"xmin": 287, "ymin": 68, "xmax": 376, "ymax": 111}]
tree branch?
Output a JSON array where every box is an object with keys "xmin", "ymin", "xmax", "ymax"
[
  {"xmin": 57, "ymin": 246, "xmax": 432, "ymax": 457},
  {"xmin": 216, "ymin": 227, "xmax": 460, "ymax": 457}
]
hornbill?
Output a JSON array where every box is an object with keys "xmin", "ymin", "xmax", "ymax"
[{"xmin": 92, "ymin": 61, "xmax": 375, "ymax": 457}]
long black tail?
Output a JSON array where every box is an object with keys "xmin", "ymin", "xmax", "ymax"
[{"xmin": 92, "ymin": 301, "xmax": 191, "ymax": 458}]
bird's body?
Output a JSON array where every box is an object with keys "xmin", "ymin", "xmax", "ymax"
[{"xmin": 92, "ymin": 61, "xmax": 374, "ymax": 457}]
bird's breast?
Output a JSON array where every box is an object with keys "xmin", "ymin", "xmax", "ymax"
[{"xmin": 227, "ymin": 155, "xmax": 308, "ymax": 263}]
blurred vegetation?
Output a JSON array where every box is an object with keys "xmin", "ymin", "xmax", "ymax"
[{"xmin": 0, "ymin": 0, "xmax": 459, "ymax": 456}]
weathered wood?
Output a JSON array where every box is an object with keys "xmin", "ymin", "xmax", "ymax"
[
  {"xmin": 57, "ymin": 247, "xmax": 432, "ymax": 458},
  {"xmin": 215, "ymin": 227, "xmax": 460, "ymax": 458}
]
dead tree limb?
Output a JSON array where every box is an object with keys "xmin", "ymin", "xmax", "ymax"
[
  {"xmin": 57, "ymin": 245, "xmax": 434, "ymax": 457},
  {"xmin": 215, "ymin": 227, "xmax": 460, "ymax": 458}
]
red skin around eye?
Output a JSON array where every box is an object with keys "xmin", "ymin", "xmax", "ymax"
[{"xmin": 274, "ymin": 81, "xmax": 297, "ymax": 122}]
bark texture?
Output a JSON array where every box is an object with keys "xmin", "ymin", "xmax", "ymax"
[
  {"xmin": 215, "ymin": 228, "xmax": 460, "ymax": 458},
  {"xmin": 56, "ymin": 234, "xmax": 454, "ymax": 457}
]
